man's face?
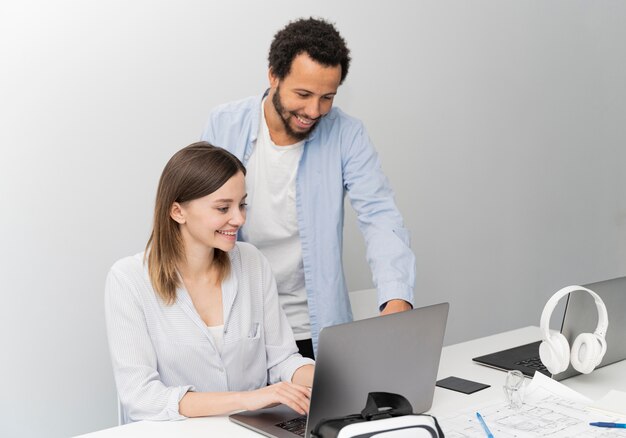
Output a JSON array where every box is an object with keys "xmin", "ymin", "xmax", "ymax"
[{"xmin": 268, "ymin": 53, "xmax": 342, "ymax": 142}]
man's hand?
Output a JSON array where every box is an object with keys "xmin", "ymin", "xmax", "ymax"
[{"xmin": 380, "ymin": 299, "xmax": 412, "ymax": 316}]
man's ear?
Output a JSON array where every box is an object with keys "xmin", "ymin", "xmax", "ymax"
[
  {"xmin": 170, "ymin": 202, "xmax": 186, "ymax": 224},
  {"xmin": 268, "ymin": 68, "xmax": 279, "ymax": 89}
]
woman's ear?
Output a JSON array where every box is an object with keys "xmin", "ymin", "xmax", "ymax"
[{"xmin": 170, "ymin": 202, "xmax": 186, "ymax": 224}]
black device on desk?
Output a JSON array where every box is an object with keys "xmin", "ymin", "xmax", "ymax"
[
  {"xmin": 473, "ymin": 276, "xmax": 626, "ymax": 381},
  {"xmin": 473, "ymin": 341, "xmax": 549, "ymax": 377},
  {"xmin": 436, "ymin": 376, "xmax": 490, "ymax": 394}
]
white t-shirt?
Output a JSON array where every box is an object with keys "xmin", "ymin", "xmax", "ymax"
[
  {"xmin": 241, "ymin": 99, "xmax": 311, "ymax": 340},
  {"xmin": 206, "ymin": 324, "xmax": 224, "ymax": 356}
]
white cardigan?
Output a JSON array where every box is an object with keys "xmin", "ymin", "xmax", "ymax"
[{"xmin": 105, "ymin": 242, "xmax": 314, "ymax": 422}]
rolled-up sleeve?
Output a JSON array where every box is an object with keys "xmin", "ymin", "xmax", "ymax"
[
  {"xmin": 342, "ymin": 123, "xmax": 416, "ymax": 309},
  {"xmin": 257, "ymin": 253, "xmax": 315, "ymax": 384},
  {"xmin": 104, "ymin": 266, "xmax": 192, "ymax": 422}
]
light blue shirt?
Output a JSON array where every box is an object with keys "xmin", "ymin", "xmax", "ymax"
[{"xmin": 201, "ymin": 93, "xmax": 416, "ymax": 349}]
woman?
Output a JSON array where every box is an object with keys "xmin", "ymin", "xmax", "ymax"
[{"xmin": 105, "ymin": 142, "xmax": 314, "ymax": 422}]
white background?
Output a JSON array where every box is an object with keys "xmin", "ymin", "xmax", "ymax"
[{"xmin": 1, "ymin": 1, "xmax": 625, "ymax": 436}]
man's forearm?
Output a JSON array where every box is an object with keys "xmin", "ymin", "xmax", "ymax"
[{"xmin": 380, "ymin": 299, "xmax": 412, "ymax": 315}]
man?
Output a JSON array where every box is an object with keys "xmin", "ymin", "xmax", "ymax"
[{"xmin": 201, "ymin": 17, "xmax": 415, "ymax": 358}]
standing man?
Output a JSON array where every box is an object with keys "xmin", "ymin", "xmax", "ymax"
[{"xmin": 201, "ymin": 17, "xmax": 415, "ymax": 358}]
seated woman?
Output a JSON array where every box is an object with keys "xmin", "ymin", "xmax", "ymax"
[{"xmin": 105, "ymin": 142, "xmax": 314, "ymax": 422}]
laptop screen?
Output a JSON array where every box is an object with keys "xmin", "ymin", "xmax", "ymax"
[
  {"xmin": 230, "ymin": 302, "xmax": 449, "ymax": 438},
  {"xmin": 555, "ymin": 276, "xmax": 626, "ymax": 380},
  {"xmin": 473, "ymin": 276, "xmax": 626, "ymax": 381}
]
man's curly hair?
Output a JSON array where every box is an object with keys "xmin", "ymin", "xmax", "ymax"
[{"xmin": 268, "ymin": 17, "xmax": 351, "ymax": 84}]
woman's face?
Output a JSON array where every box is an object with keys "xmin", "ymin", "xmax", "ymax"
[{"xmin": 173, "ymin": 171, "xmax": 247, "ymax": 254}]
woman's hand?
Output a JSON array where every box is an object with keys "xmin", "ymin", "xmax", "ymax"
[{"xmin": 243, "ymin": 382, "xmax": 312, "ymax": 415}]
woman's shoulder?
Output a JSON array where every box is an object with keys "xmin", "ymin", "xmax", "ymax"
[
  {"xmin": 233, "ymin": 241, "xmax": 261, "ymax": 256},
  {"xmin": 232, "ymin": 241, "xmax": 268, "ymax": 264},
  {"xmin": 108, "ymin": 252, "xmax": 148, "ymax": 285},
  {"xmin": 105, "ymin": 252, "xmax": 153, "ymax": 301},
  {"xmin": 230, "ymin": 242, "xmax": 269, "ymax": 275},
  {"xmin": 110, "ymin": 252, "xmax": 145, "ymax": 273}
]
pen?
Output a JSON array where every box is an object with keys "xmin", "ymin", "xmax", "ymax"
[
  {"xmin": 589, "ymin": 422, "xmax": 626, "ymax": 428},
  {"xmin": 476, "ymin": 412, "xmax": 495, "ymax": 438}
]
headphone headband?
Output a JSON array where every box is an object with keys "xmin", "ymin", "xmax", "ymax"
[{"xmin": 539, "ymin": 285, "xmax": 608, "ymax": 340}]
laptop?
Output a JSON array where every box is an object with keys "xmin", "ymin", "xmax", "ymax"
[
  {"xmin": 230, "ymin": 302, "xmax": 449, "ymax": 437},
  {"xmin": 473, "ymin": 276, "xmax": 626, "ymax": 381}
]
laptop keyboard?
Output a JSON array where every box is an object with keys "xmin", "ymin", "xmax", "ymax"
[
  {"xmin": 276, "ymin": 415, "xmax": 307, "ymax": 437},
  {"xmin": 515, "ymin": 356, "xmax": 548, "ymax": 373}
]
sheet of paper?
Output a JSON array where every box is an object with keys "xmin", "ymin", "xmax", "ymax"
[
  {"xmin": 525, "ymin": 371, "xmax": 592, "ymax": 404},
  {"xmin": 440, "ymin": 372, "xmax": 626, "ymax": 438},
  {"xmin": 588, "ymin": 390, "xmax": 626, "ymax": 418}
]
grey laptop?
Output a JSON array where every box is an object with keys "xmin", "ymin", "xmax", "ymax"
[
  {"xmin": 473, "ymin": 276, "xmax": 626, "ymax": 381},
  {"xmin": 230, "ymin": 302, "xmax": 449, "ymax": 437}
]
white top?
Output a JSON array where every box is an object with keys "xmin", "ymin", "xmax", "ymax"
[
  {"xmin": 240, "ymin": 99, "xmax": 311, "ymax": 340},
  {"xmin": 104, "ymin": 242, "xmax": 314, "ymax": 423},
  {"xmin": 206, "ymin": 324, "xmax": 224, "ymax": 356}
]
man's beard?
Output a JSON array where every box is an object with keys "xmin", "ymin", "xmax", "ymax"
[{"xmin": 272, "ymin": 86, "xmax": 320, "ymax": 142}]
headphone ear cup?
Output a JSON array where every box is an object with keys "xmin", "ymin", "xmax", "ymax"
[
  {"xmin": 570, "ymin": 333, "xmax": 603, "ymax": 374},
  {"xmin": 539, "ymin": 333, "xmax": 570, "ymax": 375}
]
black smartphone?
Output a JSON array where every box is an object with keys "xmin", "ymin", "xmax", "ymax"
[{"xmin": 436, "ymin": 376, "xmax": 490, "ymax": 394}]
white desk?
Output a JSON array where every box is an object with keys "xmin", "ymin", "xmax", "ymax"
[{"xmin": 76, "ymin": 326, "xmax": 626, "ymax": 437}]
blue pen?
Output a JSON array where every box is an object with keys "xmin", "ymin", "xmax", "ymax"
[
  {"xmin": 590, "ymin": 422, "xmax": 626, "ymax": 428},
  {"xmin": 476, "ymin": 412, "xmax": 495, "ymax": 438}
]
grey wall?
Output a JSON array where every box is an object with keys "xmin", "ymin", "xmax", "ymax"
[{"xmin": 1, "ymin": 1, "xmax": 625, "ymax": 437}]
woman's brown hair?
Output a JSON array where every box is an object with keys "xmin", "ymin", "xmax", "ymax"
[{"xmin": 145, "ymin": 142, "xmax": 246, "ymax": 304}]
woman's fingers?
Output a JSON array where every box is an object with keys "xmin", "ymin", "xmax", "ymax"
[
  {"xmin": 269, "ymin": 382, "xmax": 311, "ymax": 414},
  {"xmin": 280, "ymin": 383, "xmax": 311, "ymax": 414},
  {"xmin": 248, "ymin": 382, "xmax": 312, "ymax": 414}
]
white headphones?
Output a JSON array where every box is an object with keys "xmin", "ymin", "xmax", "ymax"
[{"xmin": 539, "ymin": 285, "xmax": 608, "ymax": 375}]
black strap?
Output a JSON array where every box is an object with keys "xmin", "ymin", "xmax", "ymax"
[
  {"xmin": 432, "ymin": 415, "xmax": 445, "ymax": 437},
  {"xmin": 361, "ymin": 392, "xmax": 413, "ymax": 420},
  {"xmin": 312, "ymin": 392, "xmax": 434, "ymax": 438}
]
